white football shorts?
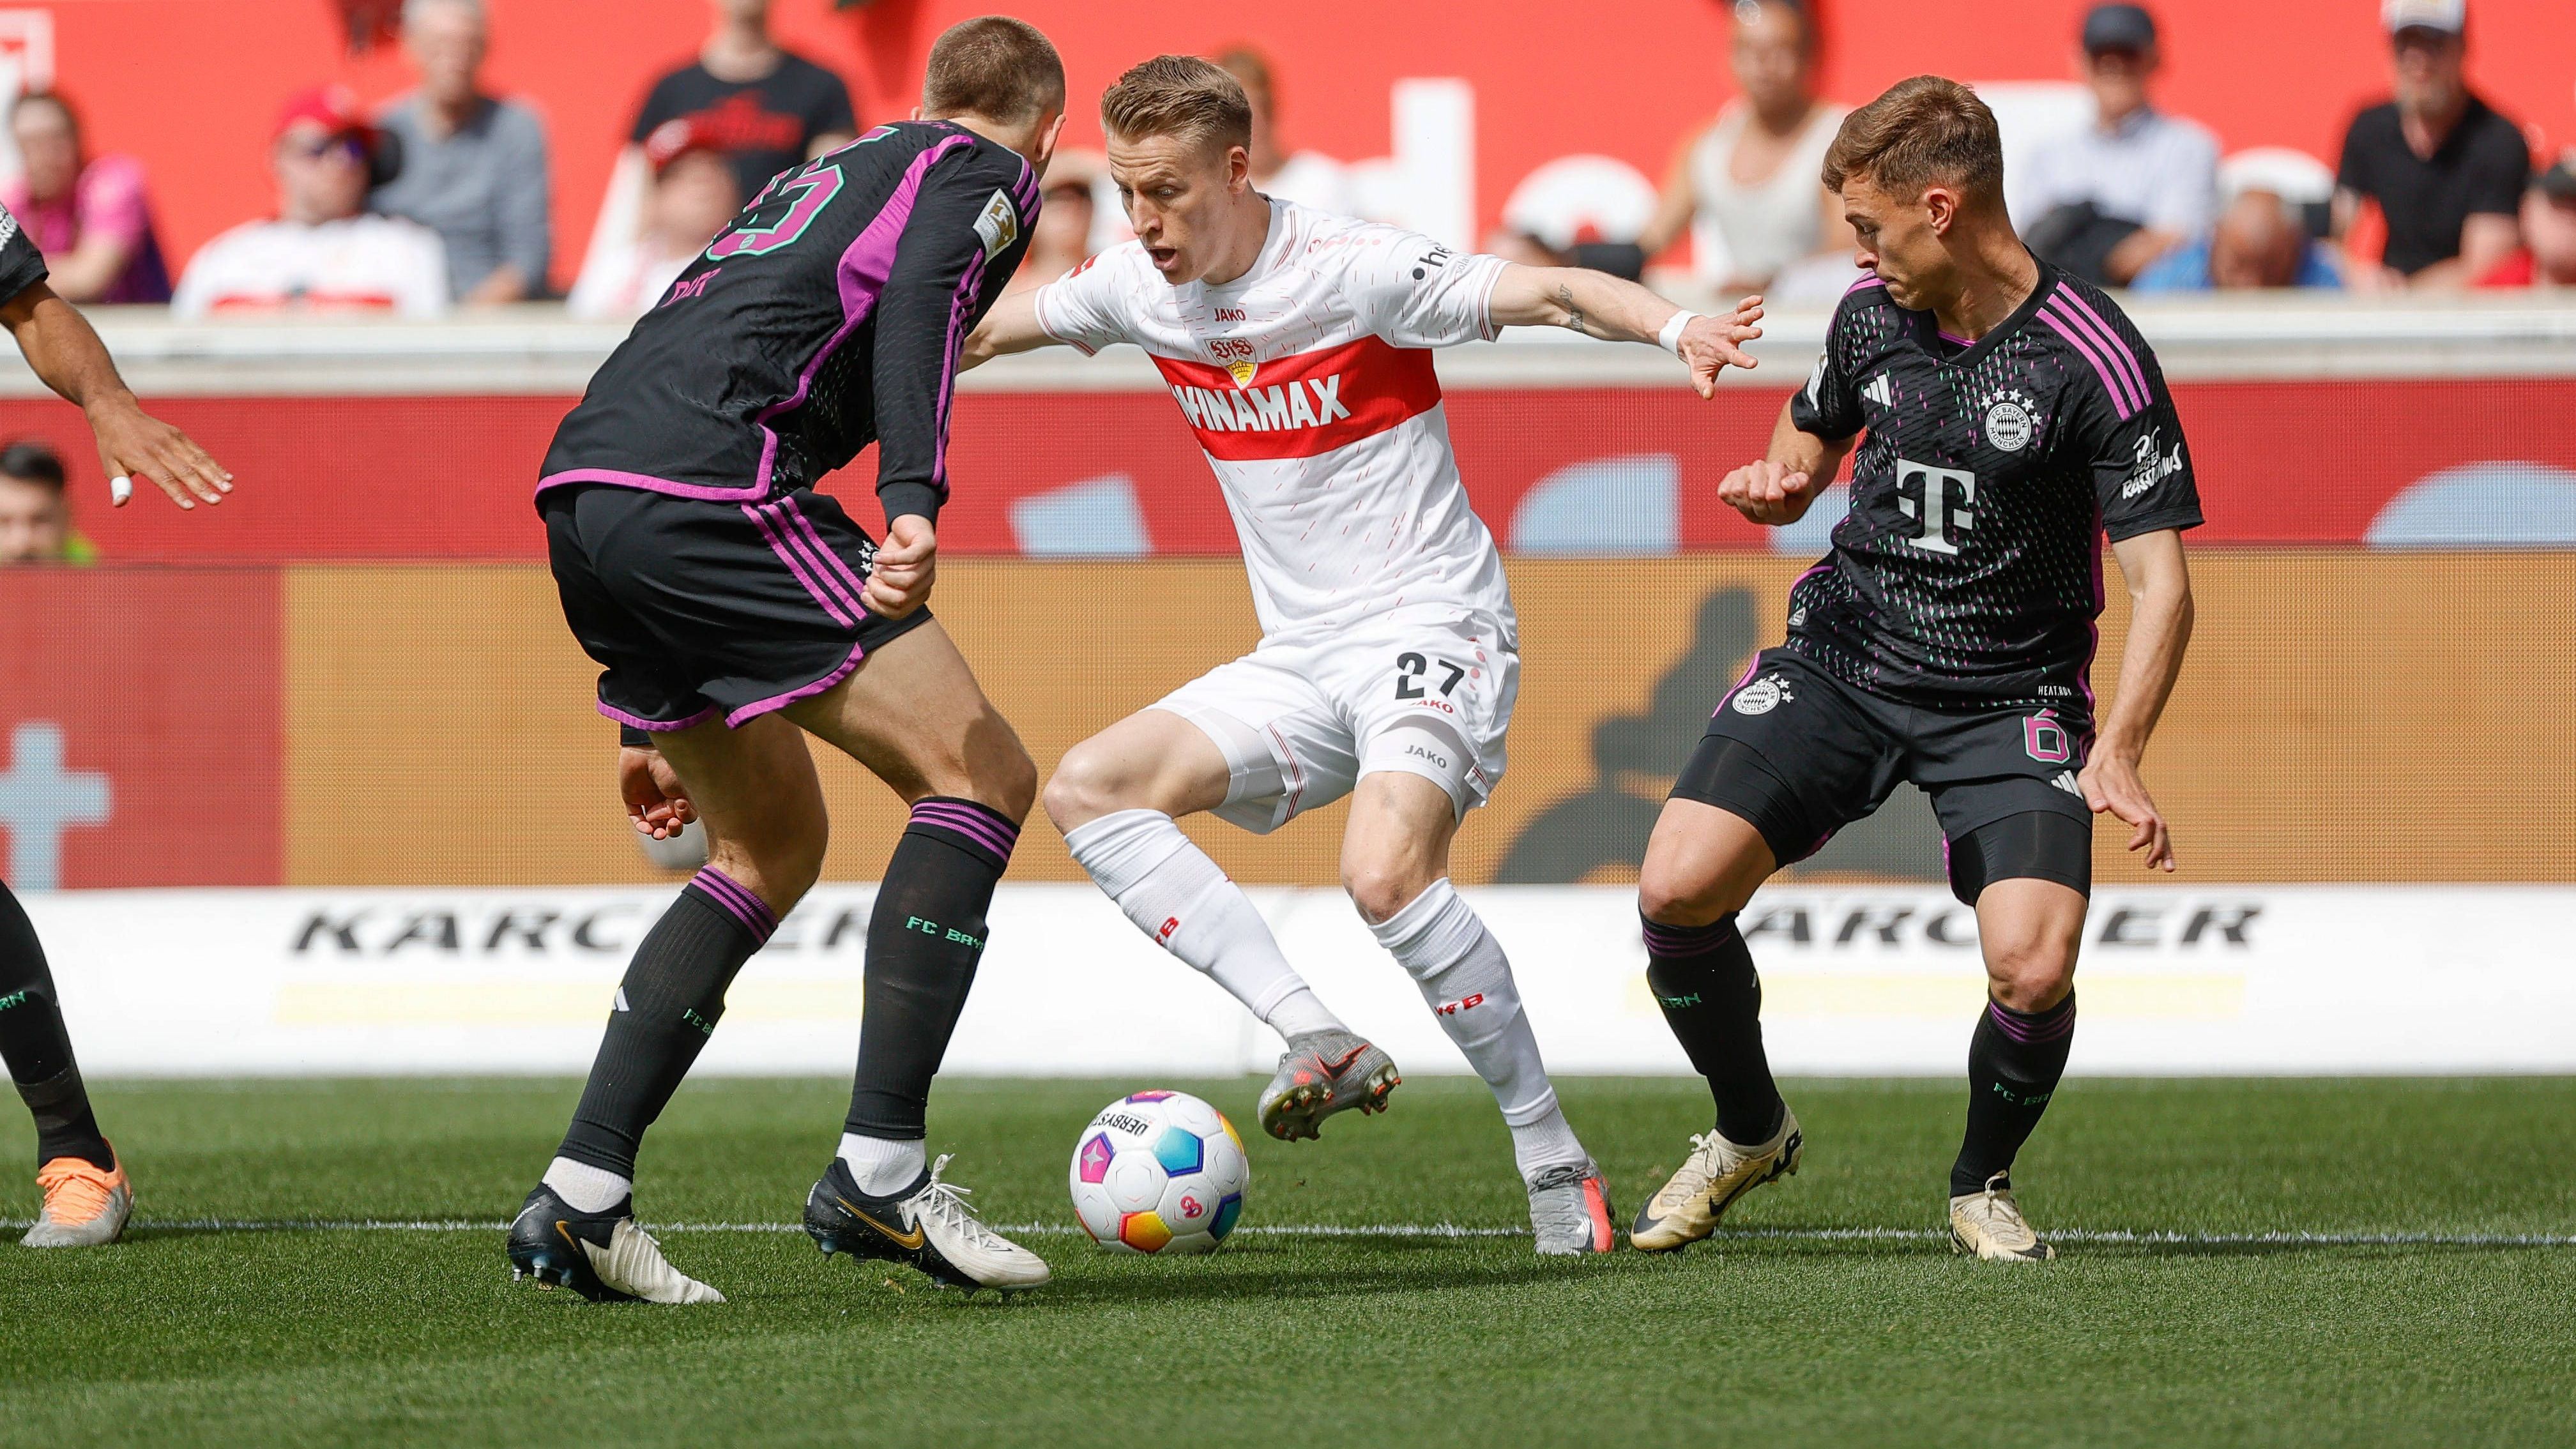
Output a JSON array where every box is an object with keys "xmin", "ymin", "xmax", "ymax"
[{"xmin": 1151, "ymin": 607, "xmax": 1518, "ymax": 835}]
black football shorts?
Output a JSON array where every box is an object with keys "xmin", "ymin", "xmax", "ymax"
[
  {"xmin": 1672, "ymin": 648, "xmax": 2094, "ymax": 900},
  {"xmin": 541, "ymin": 482, "xmax": 933, "ymax": 732}
]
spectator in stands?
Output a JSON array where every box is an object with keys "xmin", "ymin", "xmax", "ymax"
[
  {"xmin": 566, "ymin": 118, "xmax": 740, "ymax": 319},
  {"xmin": 2132, "ymin": 188, "xmax": 2344, "ymax": 292},
  {"xmin": 1214, "ymin": 46, "xmax": 1354, "ymax": 216},
  {"xmin": 1003, "ymin": 148, "xmax": 1101, "ymax": 296},
  {"xmin": 2479, "ymin": 156, "xmax": 2576, "ymax": 288},
  {"xmin": 370, "ymin": 0, "xmax": 551, "ymax": 304},
  {"xmin": 1, "ymin": 93, "xmax": 171, "ymax": 305},
  {"xmin": 2333, "ymin": 0, "xmax": 2527, "ymax": 291},
  {"xmin": 0, "ymin": 443, "xmax": 89, "ymax": 565},
  {"xmin": 1498, "ymin": 0, "xmax": 1849, "ymax": 297},
  {"xmin": 2016, "ymin": 4, "xmax": 2220, "ymax": 286},
  {"xmin": 173, "ymin": 87, "xmax": 448, "ymax": 319},
  {"xmin": 630, "ymin": 0, "xmax": 857, "ymax": 204}
]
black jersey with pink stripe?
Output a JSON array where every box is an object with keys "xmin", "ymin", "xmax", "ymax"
[
  {"xmin": 1782, "ymin": 260, "xmax": 2202, "ymax": 712},
  {"xmin": 541, "ymin": 120, "xmax": 1037, "ymax": 526}
]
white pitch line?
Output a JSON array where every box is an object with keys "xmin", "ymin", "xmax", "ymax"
[{"xmin": 7, "ymin": 1218, "xmax": 2573, "ymax": 1247}]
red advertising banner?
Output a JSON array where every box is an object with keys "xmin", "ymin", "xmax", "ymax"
[
  {"xmin": 0, "ymin": 568, "xmax": 282, "ymax": 886},
  {"xmin": 8, "ymin": 377, "xmax": 2572, "ymax": 562}
]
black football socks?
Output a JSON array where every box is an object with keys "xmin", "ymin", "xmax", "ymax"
[
  {"xmin": 842, "ymin": 798, "xmax": 1019, "ymax": 1141},
  {"xmin": 1952, "ymin": 992, "xmax": 2077, "ymax": 1197},
  {"xmin": 1642, "ymin": 911, "xmax": 1784, "ymax": 1146},
  {"xmin": 0, "ymin": 879, "xmax": 112, "ymax": 1170},
  {"xmin": 556, "ymin": 867, "xmax": 774, "ymax": 1177}
]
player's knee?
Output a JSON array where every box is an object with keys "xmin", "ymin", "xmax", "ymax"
[
  {"xmin": 1042, "ymin": 743, "xmax": 1139, "ymax": 832},
  {"xmin": 1638, "ymin": 841, "xmax": 1754, "ymax": 927},
  {"xmin": 1983, "ymin": 934, "xmax": 2076, "ymax": 1013},
  {"xmin": 1638, "ymin": 859, "xmax": 1725, "ymax": 928},
  {"xmin": 1342, "ymin": 857, "xmax": 1434, "ymax": 926}
]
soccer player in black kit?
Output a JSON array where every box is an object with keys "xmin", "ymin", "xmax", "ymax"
[
  {"xmin": 1627, "ymin": 77, "xmax": 2200, "ymax": 1262},
  {"xmin": 507, "ymin": 17, "xmax": 1065, "ymax": 1302},
  {"xmin": 0, "ymin": 204, "xmax": 234, "ymax": 1247}
]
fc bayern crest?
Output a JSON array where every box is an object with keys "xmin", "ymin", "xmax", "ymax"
[
  {"xmin": 1983, "ymin": 395, "xmax": 2034, "ymax": 453},
  {"xmin": 1732, "ymin": 674, "xmax": 1794, "ymax": 715}
]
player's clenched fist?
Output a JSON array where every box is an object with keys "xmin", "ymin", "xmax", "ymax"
[
  {"xmin": 1718, "ymin": 459, "xmax": 1817, "ymax": 525},
  {"xmin": 863, "ymin": 514, "xmax": 938, "ymax": 619}
]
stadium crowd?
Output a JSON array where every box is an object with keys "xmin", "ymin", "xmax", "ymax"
[
  {"xmin": 10, "ymin": 0, "xmax": 2571, "ymax": 324},
  {"xmin": 0, "ymin": 0, "xmax": 2566, "ymax": 561}
]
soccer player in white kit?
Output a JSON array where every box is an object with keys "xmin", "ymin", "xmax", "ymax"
[{"xmin": 966, "ymin": 56, "xmax": 1762, "ymax": 1253}]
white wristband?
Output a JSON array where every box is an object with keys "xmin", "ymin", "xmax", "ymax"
[{"xmin": 1657, "ymin": 310, "xmax": 1701, "ymax": 357}]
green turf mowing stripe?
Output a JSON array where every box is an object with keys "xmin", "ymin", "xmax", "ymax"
[
  {"xmin": 6, "ymin": 1077, "xmax": 2572, "ymax": 1448},
  {"xmin": 13, "ymin": 1217, "xmax": 2576, "ymax": 1247}
]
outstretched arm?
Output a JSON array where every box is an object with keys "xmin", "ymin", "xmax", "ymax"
[
  {"xmin": 1485, "ymin": 264, "xmax": 1763, "ymax": 397},
  {"xmin": 2080, "ymin": 527, "xmax": 2194, "ymax": 872},
  {"xmin": 0, "ymin": 281, "xmax": 231, "ymax": 508},
  {"xmin": 961, "ymin": 287, "xmax": 1059, "ymax": 371}
]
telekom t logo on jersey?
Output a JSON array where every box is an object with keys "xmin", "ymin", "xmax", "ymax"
[{"xmin": 1896, "ymin": 459, "xmax": 1976, "ymax": 555}]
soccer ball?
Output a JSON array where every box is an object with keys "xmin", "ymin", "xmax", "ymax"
[{"xmin": 1069, "ymin": 1090, "xmax": 1250, "ymax": 1254}]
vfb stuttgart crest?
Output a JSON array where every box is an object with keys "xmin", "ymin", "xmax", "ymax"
[
  {"xmin": 1208, "ymin": 335, "xmax": 1258, "ymax": 388},
  {"xmin": 1981, "ymin": 390, "xmax": 2036, "ymax": 453}
]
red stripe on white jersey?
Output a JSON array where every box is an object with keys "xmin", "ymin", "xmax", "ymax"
[{"xmin": 1150, "ymin": 335, "xmax": 1441, "ymax": 462}]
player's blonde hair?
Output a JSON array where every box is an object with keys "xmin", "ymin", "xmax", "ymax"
[
  {"xmin": 1099, "ymin": 54, "xmax": 1253, "ymax": 158},
  {"xmin": 1822, "ymin": 75, "xmax": 2005, "ymax": 203}
]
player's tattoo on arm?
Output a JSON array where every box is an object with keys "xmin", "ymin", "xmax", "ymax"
[{"xmin": 1555, "ymin": 284, "xmax": 1601, "ymax": 339}]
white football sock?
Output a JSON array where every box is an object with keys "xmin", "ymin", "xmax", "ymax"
[
  {"xmin": 836, "ymin": 1132, "xmax": 927, "ymax": 1197},
  {"xmin": 542, "ymin": 1156, "xmax": 632, "ymax": 1214},
  {"xmin": 1369, "ymin": 879, "xmax": 1590, "ymax": 1183},
  {"xmin": 1065, "ymin": 810, "xmax": 1345, "ymax": 1038}
]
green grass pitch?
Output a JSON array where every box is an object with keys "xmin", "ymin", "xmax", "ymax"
[{"xmin": 3, "ymin": 1075, "xmax": 2573, "ymax": 1447}]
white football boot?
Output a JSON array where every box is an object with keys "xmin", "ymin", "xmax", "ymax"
[
  {"xmin": 1629, "ymin": 1107, "xmax": 1803, "ymax": 1252},
  {"xmin": 1949, "ymin": 1173, "xmax": 2056, "ymax": 1262}
]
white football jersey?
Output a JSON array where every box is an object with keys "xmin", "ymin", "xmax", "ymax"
[
  {"xmin": 1035, "ymin": 198, "xmax": 1514, "ymax": 642},
  {"xmin": 172, "ymin": 215, "xmax": 450, "ymax": 319}
]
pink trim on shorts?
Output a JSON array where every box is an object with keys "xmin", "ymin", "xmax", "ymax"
[
  {"xmin": 536, "ymin": 467, "xmax": 770, "ymax": 502},
  {"xmin": 596, "ymin": 701, "xmax": 719, "ymax": 732},
  {"xmin": 723, "ymin": 641, "xmax": 868, "ymax": 727}
]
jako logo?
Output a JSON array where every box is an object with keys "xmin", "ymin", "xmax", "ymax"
[
  {"xmin": 1435, "ymin": 992, "xmax": 1486, "ymax": 1016},
  {"xmin": 1214, "ymin": 307, "xmax": 1247, "ymax": 322},
  {"xmin": 1158, "ymin": 916, "xmax": 1181, "ymax": 943}
]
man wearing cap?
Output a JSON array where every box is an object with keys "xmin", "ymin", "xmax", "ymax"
[
  {"xmin": 2478, "ymin": 156, "xmax": 2576, "ymax": 289},
  {"xmin": 2015, "ymin": 3, "xmax": 2220, "ymax": 285},
  {"xmin": 2333, "ymin": 0, "xmax": 2528, "ymax": 291},
  {"xmin": 565, "ymin": 118, "xmax": 742, "ymax": 319},
  {"xmin": 172, "ymin": 87, "xmax": 448, "ymax": 319}
]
